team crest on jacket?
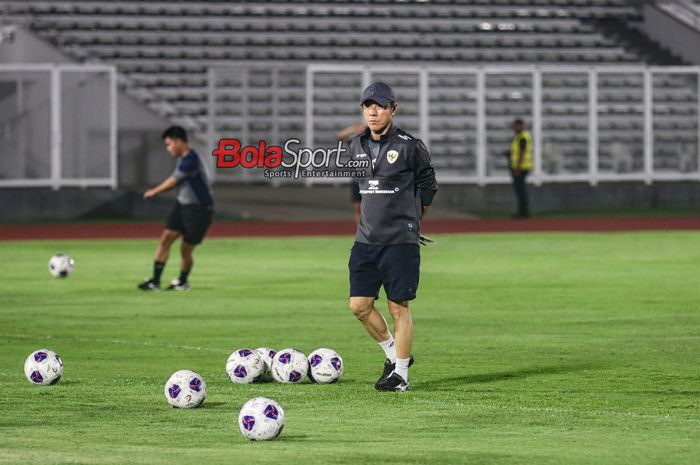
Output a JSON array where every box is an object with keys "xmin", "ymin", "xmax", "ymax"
[{"xmin": 387, "ymin": 150, "xmax": 399, "ymax": 164}]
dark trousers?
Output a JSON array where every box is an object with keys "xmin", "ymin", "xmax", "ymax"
[{"xmin": 511, "ymin": 169, "xmax": 530, "ymax": 218}]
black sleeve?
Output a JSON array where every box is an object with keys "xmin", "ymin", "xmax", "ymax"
[
  {"xmin": 410, "ymin": 140, "xmax": 438, "ymax": 206},
  {"xmin": 350, "ymin": 181, "xmax": 361, "ymax": 203}
]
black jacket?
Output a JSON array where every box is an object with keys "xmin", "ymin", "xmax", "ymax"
[{"xmin": 348, "ymin": 125, "xmax": 438, "ymax": 245}]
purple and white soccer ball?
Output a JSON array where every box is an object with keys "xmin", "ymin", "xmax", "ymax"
[
  {"xmin": 255, "ymin": 347, "xmax": 277, "ymax": 381},
  {"xmin": 164, "ymin": 370, "xmax": 206, "ymax": 408},
  {"xmin": 24, "ymin": 349, "xmax": 64, "ymax": 385},
  {"xmin": 271, "ymin": 348, "xmax": 308, "ymax": 384},
  {"xmin": 307, "ymin": 348, "xmax": 344, "ymax": 384},
  {"xmin": 226, "ymin": 348, "xmax": 264, "ymax": 384},
  {"xmin": 238, "ymin": 397, "xmax": 285, "ymax": 441},
  {"xmin": 48, "ymin": 254, "xmax": 74, "ymax": 278}
]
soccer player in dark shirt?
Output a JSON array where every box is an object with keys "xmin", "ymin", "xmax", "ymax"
[{"xmin": 138, "ymin": 126, "xmax": 214, "ymax": 291}]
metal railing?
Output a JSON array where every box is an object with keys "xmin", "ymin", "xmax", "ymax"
[
  {"xmin": 0, "ymin": 63, "xmax": 118, "ymax": 189},
  {"xmin": 305, "ymin": 64, "xmax": 700, "ymax": 185}
]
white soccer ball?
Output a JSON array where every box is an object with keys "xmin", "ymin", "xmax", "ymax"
[
  {"xmin": 308, "ymin": 348, "xmax": 344, "ymax": 384},
  {"xmin": 238, "ymin": 397, "xmax": 285, "ymax": 441},
  {"xmin": 24, "ymin": 349, "xmax": 64, "ymax": 385},
  {"xmin": 255, "ymin": 347, "xmax": 277, "ymax": 381},
  {"xmin": 271, "ymin": 348, "xmax": 308, "ymax": 384},
  {"xmin": 164, "ymin": 370, "xmax": 206, "ymax": 408},
  {"xmin": 48, "ymin": 254, "xmax": 74, "ymax": 278},
  {"xmin": 226, "ymin": 348, "xmax": 264, "ymax": 384}
]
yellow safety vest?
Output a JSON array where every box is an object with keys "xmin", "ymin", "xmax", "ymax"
[{"xmin": 510, "ymin": 130, "xmax": 533, "ymax": 170}]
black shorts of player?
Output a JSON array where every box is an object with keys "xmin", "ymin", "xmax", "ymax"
[
  {"xmin": 348, "ymin": 242, "xmax": 420, "ymax": 302},
  {"xmin": 165, "ymin": 201, "xmax": 213, "ymax": 245}
]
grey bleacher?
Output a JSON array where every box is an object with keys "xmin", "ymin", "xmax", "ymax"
[
  {"xmin": 656, "ymin": 0, "xmax": 700, "ymax": 31},
  {"xmin": 1, "ymin": 0, "xmax": 696, "ymax": 178}
]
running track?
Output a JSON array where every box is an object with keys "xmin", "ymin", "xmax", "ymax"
[{"xmin": 1, "ymin": 216, "xmax": 699, "ymax": 241}]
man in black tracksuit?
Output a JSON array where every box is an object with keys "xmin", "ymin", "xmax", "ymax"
[{"xmin": 347, "ymin": 82, "xmax": 438, "ymax": 392}]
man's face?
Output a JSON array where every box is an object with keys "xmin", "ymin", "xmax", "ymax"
[
  {"xmin": 362, "ymin": 100, "xmax": 395, "ymax": 133},
  {"xmin": 164, "ymin": 137, "xmax": 187, "ymax": 157},
  {"xmin": 513, "ymin": 122, "xmax": 523, "ymax": 134}
]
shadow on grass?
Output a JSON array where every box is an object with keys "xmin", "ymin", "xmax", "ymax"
[
  {"xmin": 38, "ymin": 379, "xmax": 79, "ymax": 387},
  {"xmin": 269, "ymin": 433, "xmax": 310, "ymax": 442},
  {"xmin": 199, "ymin": 401, "xmax": 227, "ymax": 409},
  {"xmin": 418, "ymin": 363, "xmax": 602, "ymax": 390}
]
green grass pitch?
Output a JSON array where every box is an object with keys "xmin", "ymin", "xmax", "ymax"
[{"xmin": 0, "ymin": 232, "xmax": 698, "ymax": 465}]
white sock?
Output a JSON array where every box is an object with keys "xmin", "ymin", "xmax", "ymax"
[
  {"xmin": 378, "ymin": 336, "xmax": 396, "ymax": 363},
  {"xmin": 395, "ymin": 357, "xmax": 410, "ymax": 381}
]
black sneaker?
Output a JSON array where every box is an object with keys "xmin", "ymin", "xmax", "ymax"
[
  {"xmin": 138, "ymin": 278, "xmax": 160, "ymax": 291},
  {"xmin": 375, "ymin": 372, "xmax": 410, "ymax": 392},
  {"xmin": 374, "ymin": 355, "xmax": 414, "ymax": 390}
]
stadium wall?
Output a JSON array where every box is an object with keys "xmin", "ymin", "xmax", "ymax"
[
  {"xmin": 1, "ymin": 181, "xmax": 699, "ymax": 222},
  {"xmin": 637, "ymin": 4, "xmax": 700, "ymax": 65},
  {"xmin": 440, "ymin": 181, "xmax": 700, "ymax": 215},
  {"xmin": 0, "ymin": 26, "xmax": 183, "ymax": 187}
]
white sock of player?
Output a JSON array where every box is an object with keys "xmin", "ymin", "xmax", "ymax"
[
  {"xmin": 378, "ymin": 336, "xmax": 396, "ymax": 363},
  {"xmin": 395, "ymin": 357, "xmax": 410, "ymax": 381}
]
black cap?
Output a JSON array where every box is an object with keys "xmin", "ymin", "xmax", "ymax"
[{"xmin": 360, "ymin": 81, "xmax": 395, "ymax": 106}]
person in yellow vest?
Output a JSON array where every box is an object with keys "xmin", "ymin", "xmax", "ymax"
[{"xmin": 509, "ymin": 119, "xmax": 533, "ymax": 219}]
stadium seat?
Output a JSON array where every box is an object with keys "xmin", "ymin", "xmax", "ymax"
[{"xmin": 3, "ymin": 0, "xmax": 694, "ymax": 174}]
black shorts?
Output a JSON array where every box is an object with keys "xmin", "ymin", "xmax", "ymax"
[
  {"xmin": 349, "ymin": 242, "xmax": 420, "ymax": 302},
  {"xmin": 165, "ymin": 201, "xmax": 213, "ymax": 245}
]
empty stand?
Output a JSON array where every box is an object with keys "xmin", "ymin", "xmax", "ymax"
[{"xmin": 1, "ymin": 0, "xmax": 697, "ymax": 183}]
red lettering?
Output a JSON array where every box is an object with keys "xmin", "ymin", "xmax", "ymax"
[
  {"xmin": 265, "ymin": 146, "xmax": 283, "ymax": 168},
  {"xmin": 240, "ymin": 145, "xmax": 259, "ymax": 169},
  {"xmin": 212, "ymin": 139, "xmax": 241, "ymax": 168},
  {"xmin": 257, "ymin": 140, "xmax": 267, "ymax": 168},
  {"xmin": 213, "ymin": 139, "xmax": 284, "ymax": 170}
]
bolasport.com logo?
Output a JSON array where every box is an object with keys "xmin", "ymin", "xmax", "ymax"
[{"xmin": 212, "ymin": 138, "xmax": 369, "ymax": 179}]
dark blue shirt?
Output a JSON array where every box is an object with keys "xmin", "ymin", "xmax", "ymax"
[{"xmin": 171, "ymin": 150, "xmax": 214, "ymax": 207}]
